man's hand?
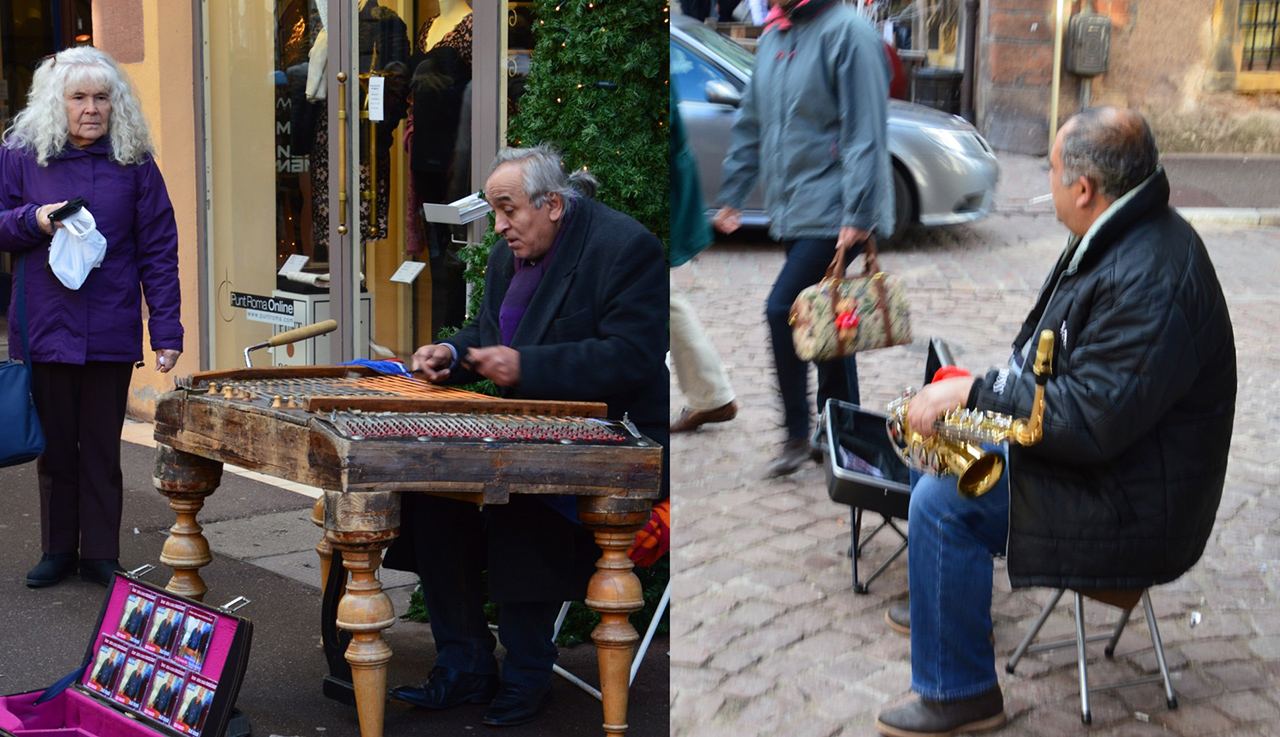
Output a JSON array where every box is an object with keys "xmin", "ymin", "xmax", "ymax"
[
  {"xmin": 465, "ymin": 346, "xmax": 521, "ymax": 387},
  {"xmin": 713, "ymin": 206, "xmax": 742, "ymax": 235},
  {"xmin": 35, "ymin": 201, "xmax": 68, "ymax": 236},
  {"xmin": 155, "ymin": 349, "xmax": 182, "ymax": 373},
  {"xmin": 411, "ymin": 343, "xmax": 455, "ymax": 382},
  {"xmin": 906, "ymin": 376, "xmax": 978, "ymax": 439}
]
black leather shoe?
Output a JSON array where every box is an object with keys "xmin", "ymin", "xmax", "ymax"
[
  {"xmin": 764, "ymin": 439, "xmax": 812, "ymax": 478},
  {"xmin": 875, "ymin": 687, "xmax": 1005, "ymax": 737},
  {"xmin": 79, "ymin": 558, "xmax": 125, "ymax": 587},
  {"xmin": 886, "ymin": 600, "xmax": 910, "ymax": 636},
  {"xmin": 482, "ymin": 682, "xmax": 552, "ymax": 727},
  {"xmin": 26, "ymin": 552, "xmax": 78, "ymax": 588},
  {"xmin": 390, "ymin": 666, "xmax": 499, "ymax": 710}
]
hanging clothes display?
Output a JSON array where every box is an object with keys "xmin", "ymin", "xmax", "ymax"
[
  {"xmin": 310, "ymin": 0, "xmax": 410, "ymax": 260},
  {"xmin": 404, "ymin": 8, "xmax": 473, "ymax": 338}
]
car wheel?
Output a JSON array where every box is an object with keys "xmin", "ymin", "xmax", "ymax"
[{"xmin": 890, "ymin": 166, "xmax": 912, "ymax": 243}]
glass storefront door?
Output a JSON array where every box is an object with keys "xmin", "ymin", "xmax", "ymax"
[{"xmin": 203, "ymin": 0, "xmax": 490, "ymax": 369}]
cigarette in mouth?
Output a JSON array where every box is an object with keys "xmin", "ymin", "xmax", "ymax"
[{"xmin": 1028, "ymin": 194, "xmax": 1053, "ymax": 205}]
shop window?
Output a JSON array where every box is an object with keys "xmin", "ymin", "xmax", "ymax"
[
  {"xmin": 0, "ymin": 0, "xmax": 93, "ymax": 319},
  {"xmin": 0, "ymin": 1, "xmax": 94, "ymax": 151},
  {"xmin": 1240, "ymin": 0, "xmax": 1280, "ymax": 71}
]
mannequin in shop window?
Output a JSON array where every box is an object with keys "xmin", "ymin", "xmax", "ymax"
[
  {"xmin": 308, "ymin": 0, "xmax": 410, "ymax": 264},
  {"xmin": 405, "ymin": 0, "xmax": 472, "ymax": 340}
]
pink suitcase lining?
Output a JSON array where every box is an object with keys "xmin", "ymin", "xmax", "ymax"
[{"xmin": 1, "ymin": 573, "xmax": 251, "ymax": 737}]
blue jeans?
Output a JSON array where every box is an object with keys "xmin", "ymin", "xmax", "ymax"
[
  {"xmin": 765, "ymin": 238, "xmax": 860, "ymax": 441},
  {"xmin": 907, "ymin": 458, "xmax": 1009, "ymax": 701}
]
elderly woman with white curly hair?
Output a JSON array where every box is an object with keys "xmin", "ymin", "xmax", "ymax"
[{"xmin": 0, "ymin": 46, "xmax": 182, "ymax": 588}]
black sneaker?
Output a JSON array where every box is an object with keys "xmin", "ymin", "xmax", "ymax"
[
  {"xmin": 80, "ymin": 558, "xmax": 125, "ymax": 587},
  {"xmin": 764, "ymin": 439, "xmax": 812, "ymax": 478},
  {"xmin": 26, "ymin": 552, "xmax": 79, "ymax": 588}
]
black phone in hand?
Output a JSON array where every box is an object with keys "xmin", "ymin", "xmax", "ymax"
[{"xmin": 49, "ymin": 197, "xmax": 87, "ymax": 222}]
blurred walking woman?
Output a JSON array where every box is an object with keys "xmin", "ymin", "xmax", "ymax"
[{"xmin": 0, "ymin": 47, "xmax": 182, "ymax": 588}]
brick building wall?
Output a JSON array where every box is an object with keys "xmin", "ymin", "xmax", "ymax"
[{"xmin": 977, "ymin": 0, "xmax": 1280, "ymax": 155}]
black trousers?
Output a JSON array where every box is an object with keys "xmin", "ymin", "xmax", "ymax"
[
  {"xmin": 31, "ymin": 361, "xmax": 134, "ymax": 559},
  {"xmin": 387, "ymin": 494, "xmax": 599, "ymax": 689}
]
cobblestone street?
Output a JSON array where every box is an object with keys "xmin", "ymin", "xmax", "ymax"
[{"xmin": 670, "ymin": 210, "xmax": 1280, "ymax": 736}]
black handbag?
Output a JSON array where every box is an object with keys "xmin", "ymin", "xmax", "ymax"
[{"xmin": 1, "ymin": 254, "xmax": 46, "ymax": 467}]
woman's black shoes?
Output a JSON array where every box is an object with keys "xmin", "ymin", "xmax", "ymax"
[
  {"xmin": 25, "ymin": 552, "xmax": 79, "ymax": 588},
  {"xmin": 80, "ymin": 558, "xmax": 125, "ymax": 587}
]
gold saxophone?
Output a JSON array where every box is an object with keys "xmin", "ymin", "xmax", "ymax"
[{"xmin": 886, "ymin": 330, "xmax": 1055, "ymax": 498}]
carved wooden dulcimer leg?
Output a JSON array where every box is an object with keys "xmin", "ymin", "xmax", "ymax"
[
  {"xmin": 579, "ymin": 496, "xmax": 653, "ymax": 737},
  {"xmin": 153, "ymin": 443, "xmax": 223, "ymax": 601},
  {"xmin": 323, "ymin": 490, "xmax": 400, "ymax": 737}
]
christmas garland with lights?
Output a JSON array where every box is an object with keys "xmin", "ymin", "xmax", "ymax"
[{"xmin": 455, "ymin": 0, "xmax": 670, "ymax": 326}]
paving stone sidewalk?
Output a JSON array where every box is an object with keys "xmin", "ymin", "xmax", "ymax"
[{"xmin": 669, "ymin": 210, "xmax": 1280, "ymax": 736}]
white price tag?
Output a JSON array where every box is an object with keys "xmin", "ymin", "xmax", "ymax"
[
  {"xmin": 278, "ymin": 254, "xmax": 310, "ymax": 276},
  {"xmin": 389, "ymin": 260, "xmax": 428, "ymax": 284},
  {"xmin": 367, "ymin": 76, "xmax": 385, "ymax": 122}
]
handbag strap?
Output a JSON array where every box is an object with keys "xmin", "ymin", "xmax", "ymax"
[
  {"xmin": 825, "ymin": 235, "xmax": 881, "ymax": 280},
  {"xmin": 872, "ymin": 262, "xmax": 897, "ymax": 346},
  {"xmin": 14, "ymin": 252, "xmax": 33, "ymax": 366}
]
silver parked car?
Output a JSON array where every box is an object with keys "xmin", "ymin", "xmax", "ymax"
[{"xmin": 672, "ymin": 15, "xmax": 999, "ymax": 240}]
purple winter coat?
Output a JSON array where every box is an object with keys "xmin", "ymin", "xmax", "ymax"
[{"xmin": 0, "ymin": 138, "xmax": 182, "ymax": 363}]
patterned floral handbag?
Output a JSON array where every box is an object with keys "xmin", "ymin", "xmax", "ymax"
[{"xmin": 789, "ymin": 237, "xmax": 913, "ymax": 361}]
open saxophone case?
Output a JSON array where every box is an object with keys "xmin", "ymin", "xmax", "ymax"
[
  {"xmin": 820, "ymin": 337, "xmax": 955, "ymax": 593},
  {"xmin": 0, "ymin": 569, "xmax": 253, "ymax": 737}
]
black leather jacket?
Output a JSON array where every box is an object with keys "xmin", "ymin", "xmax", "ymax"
[{"xmin": 969, "ymin": 168, "xmax": 1237, "ymax": 590}]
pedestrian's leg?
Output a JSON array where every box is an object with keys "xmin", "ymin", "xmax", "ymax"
[
  {"xmin": 764, "ymin": 238, "xmax": 839, "ymax": 442},
  {"xmin": 816, "ymin": 352, "xmax": 860, "ymax": 414},
  {"xmin": 671, "ymin": 280, "xmax": 735, "ymax": 412}
]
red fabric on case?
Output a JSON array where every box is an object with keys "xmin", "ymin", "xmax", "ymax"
[
  {"xmin": 932, "ymin": 366, "xmax": 973, "ymax": 383},
  {"xmin": 626, "ymin": 500, "xmax": 670, "ymax": 568}
]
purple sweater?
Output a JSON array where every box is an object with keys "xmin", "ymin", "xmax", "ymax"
[{"xmin": 0, "ymin": 138, "xmax": 182, "ymax": 363}]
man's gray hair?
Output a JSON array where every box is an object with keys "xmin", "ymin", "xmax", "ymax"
[
  {"xmin": 1059, "ymin": 106, "xmax": 1159, "ymax": 201},
  {"xmin": 487, "ymin": 144, "xmax": 598, "ymax": 208},
  {"xmin": 2, "ymin": 46, "xmax": 155, "ymax": 167}
]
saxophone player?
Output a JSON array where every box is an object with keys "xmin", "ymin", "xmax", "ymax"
[{"xmin": 875, "ymin": 107, "xmax": 1237, "ymax": 737}]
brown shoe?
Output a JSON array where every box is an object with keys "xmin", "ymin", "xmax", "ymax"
[
  {"xmin": 670, "ymin": 400, "xmax": 737, "ymax": 433},
  {"xmin": 875, "ymin": 687, "xmax": 1006, "ymax": 737},
  {"xmin": 886, "ymin": 600, "xmax": 910, "ymax": 636}
]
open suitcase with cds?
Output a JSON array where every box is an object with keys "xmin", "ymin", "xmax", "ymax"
[{"xmin": 0, "ymin": 572, "xmax": 251, "ymax": 737}]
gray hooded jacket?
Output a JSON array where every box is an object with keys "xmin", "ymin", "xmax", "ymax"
[{"xmin": 717, "ymin": 3, "xmax": 893, "ymax": 241}]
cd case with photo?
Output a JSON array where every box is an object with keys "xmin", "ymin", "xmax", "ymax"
[{"xmin": 0, "ymin": 572, "xmax": 252, "ymax": 737}]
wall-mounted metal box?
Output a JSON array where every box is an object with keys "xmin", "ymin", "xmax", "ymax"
[{"xmin": 1066, "ymin": 13, "xmax": 1111, "ymax": 77}]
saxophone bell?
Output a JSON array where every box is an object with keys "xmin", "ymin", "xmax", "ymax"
[{"xmin": 887, "ymin": 330, "xmax": 1055, "ymax": 498}]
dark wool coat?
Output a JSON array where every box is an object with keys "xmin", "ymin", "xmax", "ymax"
[
  {"xmin": 390, "ymin": 196, "xmax": 669, "ymax": 603},
  {"xmin": 969, "ymin": 168, "xmax": 1237, "ymax": 590}
]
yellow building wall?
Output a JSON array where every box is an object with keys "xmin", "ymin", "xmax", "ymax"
[{"xmin": 95, "ymin": 1, "xmax": 202, "ymax": 420}]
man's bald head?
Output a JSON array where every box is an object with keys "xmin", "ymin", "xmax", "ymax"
[{"xmin": 1058, "ymin": 106, "xmax": 1159, "ymax": 202}]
